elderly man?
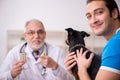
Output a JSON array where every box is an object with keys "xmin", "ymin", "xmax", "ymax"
[{"xmin": 0, "ymin": 19, "xmax": 74, "ymax": 80}]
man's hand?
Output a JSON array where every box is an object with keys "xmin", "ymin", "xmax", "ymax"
[
  {"xmin": 74, "ymin": 48, "xmax": 94, "ymax": 71},
  {"xmin": 74, "ymin": 48, "xmax": 94, "ymax": 80},
  {"xmin": 36, "ymin": 56, "xmax": 58, "ymax": 70},
  {"xmin": 11, "ymin": 61, "xmax": 25, "ymax": 78},
  {"xmin": 64, "ymin": 52, "xmax": 76, "ymax": 74}
]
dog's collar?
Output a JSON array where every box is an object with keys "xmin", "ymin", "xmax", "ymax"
[{"xmin": 70, "ymin": 43, "xmax": 85, "ymax": 52}]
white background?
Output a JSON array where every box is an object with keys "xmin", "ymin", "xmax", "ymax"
[{"xmin": 0, "ymin": 0, "xmax": 120, "ymax": 64}]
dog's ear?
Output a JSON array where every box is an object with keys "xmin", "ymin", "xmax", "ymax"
[
  {"xmin": 81, "ymin": 31, "xmax": 90, "ymax": 38},
  {"xmin": 65, "ymin": 28, "xmax": 73, "ymax": 32},
  {"xmin": 65, "ymin": 28, "xmax": 74, "ymax": 46},
  {"xmin": 65, "ymin": 28, "xmax": 74, "ymax": 35}
]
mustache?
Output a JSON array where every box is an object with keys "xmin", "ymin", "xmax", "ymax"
[{"xmin": 32, "ymin": 39, "xmax": 41, "ymax": 41}]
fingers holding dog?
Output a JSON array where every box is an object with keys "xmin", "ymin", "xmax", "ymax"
[
  {"xmin": 74, "ymin": 48, "xmax": 94, "ymax": 70},
  {"xmin": 64, "ymin": 52, "xmax": 76, "ymax": 73}
]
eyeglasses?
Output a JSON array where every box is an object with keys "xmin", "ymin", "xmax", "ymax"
[{"xmin": 26, "ymin": 30, "xmax": 45, "ymax": 36}]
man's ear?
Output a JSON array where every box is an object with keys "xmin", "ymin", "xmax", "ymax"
[
  {"xmin": 112, "ymin": 8, "xmax": 118, "ymax": 19},
  {"xmin": 44, "ymin": 31, "xmax": 46, "ymax": 39},
  {"xmin": 23, "ymin": 33, "xmax": 27, "ymax": 41}
]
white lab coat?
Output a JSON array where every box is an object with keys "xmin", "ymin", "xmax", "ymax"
[{"xmin": 0, "ymin": 42, "xmax": 74, "ymax": 80}]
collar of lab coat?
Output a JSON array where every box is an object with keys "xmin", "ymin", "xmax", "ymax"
[{"xmin": 24, "ymin": 43, "xmax": 47, "ymax": 64}]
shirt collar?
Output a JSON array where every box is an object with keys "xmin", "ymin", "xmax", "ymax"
[{"xmin": 116, "ymin": 28, "xmax": 120, "ymax": 34}]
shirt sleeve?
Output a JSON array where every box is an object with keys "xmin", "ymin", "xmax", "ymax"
[
  {"xmin": 101, "ymin": 38, "xmax": 120, "ymax": 74},
  {"xmin": 0, "ymin": 71, "xmax": 13, "ymax": 80},
  {"xmin": 0, "ymin": 47, "xmax": 18, "ymax": 80},
  {"xmin": 52, "ymin": 64, "xmax": 74, "ymax": 80},
  {"xmin": 51, "ymin": 48, "xmax": 74, "ymax": 80}
]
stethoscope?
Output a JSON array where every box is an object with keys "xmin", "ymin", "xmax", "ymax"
[
  {"xmin": 20, "ymin": 42, "xmax": 27, "ymax": 53},
  {"xmin": 20, "ymin": 42, "xmax": 48, "ymax": 76}
]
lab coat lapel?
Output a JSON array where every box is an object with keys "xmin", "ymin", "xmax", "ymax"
[{"xmin": 23, "ymin": 44, "xmax": 45, "ymax": 80}]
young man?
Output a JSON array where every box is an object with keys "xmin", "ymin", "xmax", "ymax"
[
  {"xmin": 64, "ymin": 0, "xmax": 120, "ymax": 80},
  {"xmin": 0, "ymin": 19, "xmax": 74, "ymax": 80}
]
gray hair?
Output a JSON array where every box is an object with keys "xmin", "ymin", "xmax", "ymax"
[{"xmin": 25, "ymin": 19, "xmax": 45, "ymax": 29}]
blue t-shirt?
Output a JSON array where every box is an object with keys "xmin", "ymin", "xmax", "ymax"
[{"xmin": 100, "ymin": 30, "xmax": 120, "ymax": 74}]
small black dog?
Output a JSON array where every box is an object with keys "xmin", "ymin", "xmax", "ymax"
[{"xmin": 65, "ymin": 28, "xmax": 101, "ymax": 80}]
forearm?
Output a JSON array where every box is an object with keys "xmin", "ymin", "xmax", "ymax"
[
  {"xmin": 52, "ymin": 65, "xmax": 74, "ymax": 80},
  {"xmin": 78, "ymin": 68, "xmax": 91, "ymax": 80}
]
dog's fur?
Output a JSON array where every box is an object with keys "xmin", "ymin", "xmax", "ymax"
[{"xmin": 65, "ymin": 28, "xmax": 101, "ymax": 80}]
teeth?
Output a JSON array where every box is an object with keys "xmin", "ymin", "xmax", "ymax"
[{"xmin": 95, "ymin": 22, "xmax": 102, "ymax": 26}]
